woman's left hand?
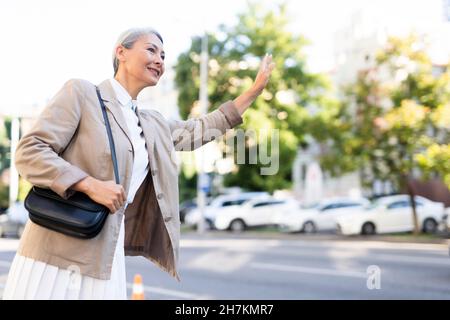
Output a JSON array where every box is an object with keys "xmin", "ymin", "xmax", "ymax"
[
  {"xmin": 232, "ymin": 53, "xmax": 276, "ymax": 115},
  {"xmin": 250, "ymin": 54, "xmax": 276, "ymax": 96}
]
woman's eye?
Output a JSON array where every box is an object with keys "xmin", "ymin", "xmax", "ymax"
[{"xmin": 147, "ymin": 48, "xmax": 155, "ymax": 53}]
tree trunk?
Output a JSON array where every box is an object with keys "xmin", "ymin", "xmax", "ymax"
[{"xmin": 406, "ymin": 178, "xmax": 420, "ymax": 235}]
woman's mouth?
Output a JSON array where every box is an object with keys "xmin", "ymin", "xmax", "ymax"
[{"xmin": 147, "ymin": 67, "xmax": 160, "ymax": 77}]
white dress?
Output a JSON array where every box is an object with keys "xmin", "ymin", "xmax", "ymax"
[
  {"xmin": 2, "ymin": 79, "xmax": 149, "ymax": 300},
  {"xmin": 2, "ymin": 216, "xmax": 127, "ymax": 300}
]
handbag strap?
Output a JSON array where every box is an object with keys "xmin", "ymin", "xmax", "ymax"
[{"xmin": 95, "ymin": 88, "xmax": 120, "ymax": 184}]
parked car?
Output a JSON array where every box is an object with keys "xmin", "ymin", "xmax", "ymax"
[
  {"xmin": 213, "ymin": 197, "xmax": 298, "ymax": 232},
  {"xmin": 179, "ymin": 197, "xmax": 212, "ymax": 223},
  {"xmin": 277, "ymin": 197, "xmax": 370, "ymax": 233},
  {"xmin": 336, "ymin": 194, "xmax": 446, "ymax": 235},
  {"xmin": 184, "ymin": 192, "xmax": 268, "ymax": 228},
  {"xmin": 0, "ymin": 201, "xmax": 28, "ymax": 238},
  {"xmin": 179, "ymin": 199, "xmax": 196, "ymax": 223}
]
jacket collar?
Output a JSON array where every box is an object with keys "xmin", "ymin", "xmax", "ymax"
[
  {"xmin": 109, "ymin": 78, "xmax": 139, "ymax": 112},
  {"xmin": 96, "ymin": 79, "xmax": 116, "ymax": 102},
  {"xmin": 97, "ymin": 79, "xmax": 133, "ymax": 153}
]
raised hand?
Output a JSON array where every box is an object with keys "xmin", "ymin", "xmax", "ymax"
[
  {"xmin": 251, "ymin": 53, "xmax": 276, "ymax": 95},
  {"xmin": 232, "ymin": 53, "xmax": 276, "ymax": 115}
]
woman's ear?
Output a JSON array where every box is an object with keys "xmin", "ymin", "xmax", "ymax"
[{"xmin": 115, "ymin": 45, "xmax": 126, "ymax": 63}]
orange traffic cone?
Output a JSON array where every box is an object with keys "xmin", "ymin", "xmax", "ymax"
[{"xmin": 131, "ymin": 274, "xmax": 145, "ymax": 300}]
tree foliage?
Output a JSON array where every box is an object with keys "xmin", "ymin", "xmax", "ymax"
[
  {"xmin": 174, "ymin": 3, "xmax": 330, "ymax": 192},
  {"xmin": 310, "ymin": 34, "xmax": 450, "ymax": 192}
]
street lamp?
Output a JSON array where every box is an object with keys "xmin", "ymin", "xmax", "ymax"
[
  {"xmin": 196, "ymin": 31, "xmax": 209, "ymax": 234},
  {"xmin": 171, "ymin": 16, "xmax": 210, "ymax": 234}
]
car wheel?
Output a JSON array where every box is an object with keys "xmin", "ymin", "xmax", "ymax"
[
  {"xmin": 302, "ymin": 221, "xmax": 316, "ymax": 234},
  {"xmin": 205, "ymin": 219, "xmax": 215, "ymax": 230},
  {"xmin": 422, "ymin": 218, "xmax": 437, "ymax": 234},
  {"xmin": 229, "ymin": 219, "xmax": 246, "ymax": 232},
  {"xmin": 361, "ymin": 222, "xmax": 376, "ymax": 235}
]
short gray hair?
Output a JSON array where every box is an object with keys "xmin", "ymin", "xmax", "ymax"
[{"xmin": 112, "ymin": 27, "xmax": 164, "ymax": 76}]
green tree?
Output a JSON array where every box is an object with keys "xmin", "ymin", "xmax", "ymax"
[
  {"xmin": 0, "ymin": 118, "xmax": 11, "ymax": 209},
  {"xmin": 18, "ymin": 177, "xmax": 32, "ymax": 202},
  {"xmin": 310, "ymin": 34, "xmax": 450, "ymax": 234},
  {"xmin": 416, "ymin": 143, "xmax": 450, "ymax": 188},
  {"xmin": 416, "ymin": 104, "xmax": 450, "ymax": 188},
  {"xmin": 374, "ymin": 100, "xmax": 431, "ymax": 233},
  {"xmin": 174, "ymin": 3, "xmax": 330, "ymax": 192}
]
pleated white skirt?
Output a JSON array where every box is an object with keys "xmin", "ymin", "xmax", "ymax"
[{"xmin": 2, "ymin": 217, "xmax": 127, "ymax": 300}]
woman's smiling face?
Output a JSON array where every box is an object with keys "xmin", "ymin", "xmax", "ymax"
[{"xmin": 117, "ymin": 33, "xmax": 165, "ymax": 87}]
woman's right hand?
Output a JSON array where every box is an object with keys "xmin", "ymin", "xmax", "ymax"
[{"xmin": 72, "ymin": 176, "xmax": 126, "ymax": 213}]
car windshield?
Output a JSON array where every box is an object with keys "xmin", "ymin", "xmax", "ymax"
[
  {"xmin": 367, "ymin": 197, "xmax": 406, "ymax": 209},
  {"xmin": 222, "ymin": 199, "xmax": 250, "ymax": 207},
  {"xmin": 300, "ymin": 203, "xmax": 319, "ymax": 210},
  {"xmin": 367, "ymin": 200, "xmax": 382, "ymax": 209},
  {"xmin": 211, "ymin": 197, "xmax": 252, "ymax": 207}
]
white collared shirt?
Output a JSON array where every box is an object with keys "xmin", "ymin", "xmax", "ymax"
[{"xmin": 109, "ymin": 78, "xmax": 149, "ymax": 204}]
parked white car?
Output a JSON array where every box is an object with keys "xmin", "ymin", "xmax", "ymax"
[
  {"xmin": 336, "ymin": 195, "xmax": 446, "ymax": 235},
  {"xmin": 184, "ymin": 192, "xmax": 268, "ymax": 228},
  {"xmin": 213, "ymin": 197, "xmax": 298, "ymax": 232},
  {"xmin": 277, "ymin": 197, "xmax": 370, "ymax": 233}
]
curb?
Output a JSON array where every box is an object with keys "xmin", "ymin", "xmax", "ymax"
[{"xmin": 181, "ymin": 229, "xmax": 450, "ymax": 245}]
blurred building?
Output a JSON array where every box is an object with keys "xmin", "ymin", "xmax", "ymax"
[
  {"xmin": 292, "ymin": 141, "xmax": 363, "ymax": 202},
  {"xmin": 333, "ymin": 0, "xmax": 450, "ymax": 86},
  {"xmin": 293, "ymin": 0, "xmax": 450, "ymax": 201}
]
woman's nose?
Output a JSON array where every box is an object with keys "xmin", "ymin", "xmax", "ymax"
[{"xmin": 154, "ymin": 55, "xmax": 163, "ymax": 65}]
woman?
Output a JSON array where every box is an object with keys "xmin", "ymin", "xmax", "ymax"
[{"xmin": 2, "ymin": 27, "xmax": 275, "ymax": 300}]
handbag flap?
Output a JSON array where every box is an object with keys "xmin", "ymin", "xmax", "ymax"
[
  {"xmin": 25, "ymin": 188, "xmax": 108, "ymax": 235},
  {"xmin": 32, "ymin": 187, "xmax": 106, "ymax": 212}
]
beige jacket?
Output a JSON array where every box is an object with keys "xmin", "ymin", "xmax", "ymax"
[{"xmin": 15, "ymin": 79, "xmax": 243, "ymax": 280}]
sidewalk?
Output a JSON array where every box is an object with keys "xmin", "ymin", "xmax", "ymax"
[{"xmin": 182, "ymin": 229, "xmax": 450, "ymax": 245}]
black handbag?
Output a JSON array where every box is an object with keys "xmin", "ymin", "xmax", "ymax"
[{"xmin": 24, "ymin": 87, "xmax": 120, "ymax": 239}]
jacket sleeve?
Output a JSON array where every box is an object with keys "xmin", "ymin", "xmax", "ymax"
[
  {"xmin": 15, "ymin": 79, "xmax": 89, "ymax": 199},
  {"xmin": 168, "ymin": 100, "xmax": 243, "ymax": 151}
]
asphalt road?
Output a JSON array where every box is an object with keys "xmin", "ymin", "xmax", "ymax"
[{"xmin": 1, "ymin": 232, "xmax": 449, "ymax": 299}]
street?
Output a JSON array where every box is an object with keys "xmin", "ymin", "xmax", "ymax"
[{"xmin": 1, "ymin": 233, "xmax": 450, "ymax": 299}]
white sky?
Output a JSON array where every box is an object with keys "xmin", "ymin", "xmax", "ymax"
[{"xmin": 0, "ymin": 0, "xmax": 447, "ymax": 111}]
